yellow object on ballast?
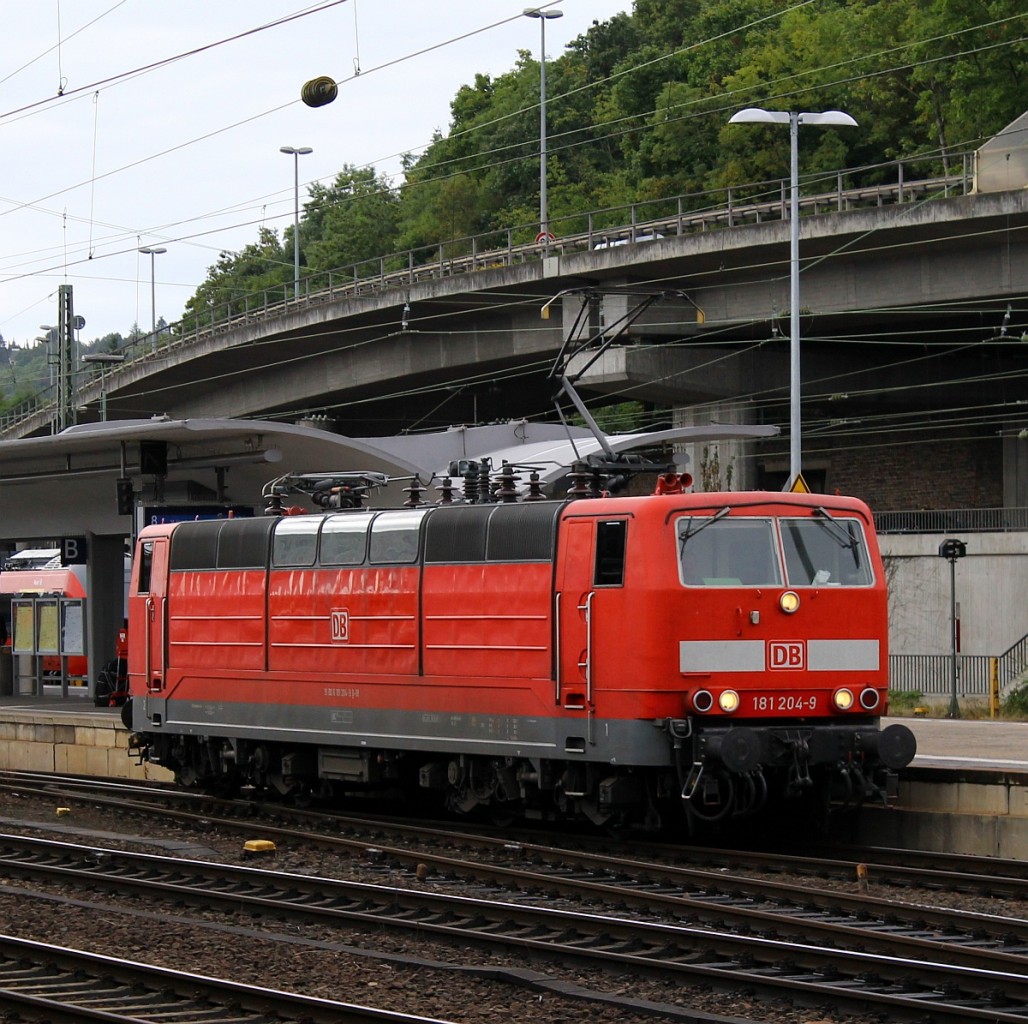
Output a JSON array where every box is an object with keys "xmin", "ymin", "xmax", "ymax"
[
  {"xmin": 242, "ymin": 839, "xmax": 277, "ymax": 856},
  {"xmin": 56, "ymin": 807, "xmax": 72, "ymax": 817}
]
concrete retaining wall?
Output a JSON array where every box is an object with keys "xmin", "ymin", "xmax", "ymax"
[
  {"xmin": 0, "ymin": 709, "xmax": 170, "ymax": 782},
  {"xmin": 852, "ymin": 764, "xmax": 1027, "ymax": 859}
]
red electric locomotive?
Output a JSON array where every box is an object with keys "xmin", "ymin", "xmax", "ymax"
[{"xmin": 122, "ymin": 472, "xmax": 915, "ymax": 831}]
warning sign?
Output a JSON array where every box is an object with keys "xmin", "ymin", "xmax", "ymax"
[{"xmin": 788, "ymin": 474, "xmax": 812, "ymax": 494}]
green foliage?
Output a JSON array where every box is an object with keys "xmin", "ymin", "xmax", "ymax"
[
  {"xmin": 180, "ymin": 227, "xmax": 289, "ymax": 334},
  {"xmin": 888, "ymin": 689, "xmax": 925, "ymax": 713},
  {"xmin": 164, "ymin": 0, "xmax": 1023, "ymax": 342},
  {"xmin": 1002, "ymin": 682, "xmax": 1028, "ymax": 718},
  {"xmin": 700, "ymin": 444, "xmax": 735, "ymax": 491},
  {"xmin": 304, "ymin": 166, "xmax": 403, "ymax": 279}
]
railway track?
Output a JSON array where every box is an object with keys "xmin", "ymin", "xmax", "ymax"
[
  {"xmin": 2, "ymin": 774, "xmax": 1025, "ymax": 960},
  {"xmin": 1, "ymin": 831, "xmax": 1025, "ymax": 1023},
  {"xmin": 4, "ymin": 770, "xmax": 1025, "ymax": 895},
  {"xmin": 0, "ymin": 933, "xmax": 457, "ymax": 1024}
]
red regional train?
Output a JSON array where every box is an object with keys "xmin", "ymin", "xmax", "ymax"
[{"xmin": 122, "ymin": 473, "xmax": 916, "ymax": 831}]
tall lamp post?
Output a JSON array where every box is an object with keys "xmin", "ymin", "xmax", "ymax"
[
  {"xmin": 280, "ymin": 145, "xmax": 313, "ymax": 299},
  {"xmin": 138, "ymin": 246, "xmax": 167, "ymax": 355},
  {"xmin": 82, "ymin": 352, "xmax": 126, "ymax": 422},
  {"xmin": 523, "ymin": 8, "xmax": 562, "ymax": 250},
  {"xmin": 728, "ymin": 107, "xmax": 857, "ymax": 489}
]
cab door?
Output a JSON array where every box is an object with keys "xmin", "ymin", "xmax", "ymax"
[
  {"xmin": 129, "ymin": 537, "xmax": 169, "ymax": 701},
  {"xmin": 555, "ymin": 519, "xmax": 594, "ymax": 712}
]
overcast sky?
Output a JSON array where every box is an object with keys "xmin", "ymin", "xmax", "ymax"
[{"xmin": 0, "ymin": 0, "xmax": 630, "ymax": 350}]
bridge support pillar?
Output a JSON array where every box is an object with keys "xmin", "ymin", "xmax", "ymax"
[{"xmin": 673, "ymin": 402, "xmax": 761, "ymax": 491}]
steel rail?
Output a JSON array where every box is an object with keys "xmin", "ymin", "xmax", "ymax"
[
  {"xmin": 0, "ymin": 932, "xmax": 456, "ymax": 1024},
  {"xmin": 0, "ymin": 832, "xmax": 1025, "ymax": 1023}
]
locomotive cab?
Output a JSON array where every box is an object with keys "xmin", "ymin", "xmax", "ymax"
[{"xmin": 661, "ymin": 496, "xmax": 915, "ymax": 823}]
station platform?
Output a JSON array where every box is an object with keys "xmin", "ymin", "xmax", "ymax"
[{"xmin": 0, "ymin": 695, "xmax": 1024, "ymax": 857}]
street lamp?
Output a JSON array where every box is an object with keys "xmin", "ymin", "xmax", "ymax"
[
  {"xmin": 728, "ymin": 107, "xmax": 857, "ymax": 488},
  {"xmin": 523, "ymin": 8, "xmax": 562, "ymax": 251},
  {"xmin": 82, "ymin": 352, "xmax": 126, "ymax": 422},
  {"xmin": 138, "ymin": 246, "xmax": 167, "ymax": 355},
  {"xmin": 280, "ymin": 145, "xmax": 313, "ymax": 299}
]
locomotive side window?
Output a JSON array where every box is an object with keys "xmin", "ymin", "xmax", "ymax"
[
  {"xmin": 136, "ymin": 542, "xmax": 153, "ymax": 593},
  {"xmin": 169, "ymin": 521, "xmax": 220, "ymax": 570},
  {"xmin": 486, "ymin": 502, "xmax": 561, "ymax": 561},
  {"xmin": 424, "ymin": 505, "xmax": 489, "ymax": 563},
  {"xmin": 320, "ymin": 512, "xmax": 373, "ymax": 565},
  {"xmin": 369, "ymin": 509, "xmax": 426, "ymax": 564},
  {"xmin": 216, "ymin": 517, "xmax": 274, "ymax": 569},
  {"xmin": 781, "ymin": 517, "xmax": 872, "ymax": 586},
  {"xmin": 594, "ymin": 520, "xmax": 627, "ymax": 586},
  {"xmin": 677, "ymin": 518, "xmax": 781, "ymax": 586},
  {"xmin": 272, "ymin": 516, "xmax": 319, "ymax": 567}
]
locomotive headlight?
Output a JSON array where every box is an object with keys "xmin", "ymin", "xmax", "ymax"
[
  {"xmin": 718, "ymin": 689, "xmax": 741, "ymax": 713},
  {"xmin": 692, "ymin": 689, "xmax": 714, "ymax": 713},
  {"xmin": 833, "ymin": 687, "xmax": 855, "ymax": 711},
  {"xmin": 779, "ymin": 591, "xmax": 800, "ymax": 614},
  {"xmin": 859, "ymin": 687, "xmax": 881, "ymax": 710}
]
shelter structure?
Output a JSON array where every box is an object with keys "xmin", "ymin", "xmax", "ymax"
[{"xmin": 0, "ymin": 416, "xmax": 774, "ymax": 700}]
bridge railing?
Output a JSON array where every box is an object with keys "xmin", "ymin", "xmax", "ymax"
[
  {"xmin": 0, "ymin": 152, "xmax": 974, "ymax": 438},
  {"xmin": 875, "ymin": 506, "xmax": 1028, "ymax": 533}
]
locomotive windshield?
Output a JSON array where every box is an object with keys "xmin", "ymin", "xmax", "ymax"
[
  {"xmin": 678, "ymin": 518, "xmax": 781, "ymax": 586},
  {"xmin": 780, "ymin": 516, "xmax": 872, "ymax": 586},
  {"xmin": 677, "ymin": 514, "xmax": 873, "ymax": 587}
]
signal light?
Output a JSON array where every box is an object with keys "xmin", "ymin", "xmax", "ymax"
[
  {"xmin": 139, "ymin": 440, "xmax": 168, "ymax": 476},
  {"xmin": 116, "ymin": 478, "xmax": 134, "ymax": 516}
]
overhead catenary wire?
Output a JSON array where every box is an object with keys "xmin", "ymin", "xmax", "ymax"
[
  {"xmin": 1, "ymin": 3, "xmax": 1023, "ymax": 450},
  {"xmin": 0, "ymin": 5, "xmax": 1020, "ymax": 315}
]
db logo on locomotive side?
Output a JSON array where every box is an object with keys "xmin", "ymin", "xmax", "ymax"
[
  {"xmin": 330, "ymin": 609, "xmax": 350, "ymax": 643},
  {"xmin": 769, "ymin": 640, "xmax": 805, "ymax": 670}
]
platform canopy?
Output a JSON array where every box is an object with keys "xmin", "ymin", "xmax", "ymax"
[
  {"xmin": 0, "ymin": 416, "xmax": 778, "ymax": 542},
  {"xmin": 0, "ymin": 418, "xmax": 424, "ymax": 540}
]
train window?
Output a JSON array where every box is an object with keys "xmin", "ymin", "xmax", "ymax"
[
  {"xmin": 780, "ymin": 517, "xmax": 872, "ymax": 586},
  {"xmin": 594, "ymin": 520, "xmax": 626, "ymax": 586},
  {"xmin": 320, "ymin": 512, "xmax": 373, "ymax": 565},
  {"xmin": 136, "ymin": 542, "xmax": 153, "ymax": 593},
  {"xmin": 272, "ymin": 516, "xmax": 319, "ymax": 567},
  {"xmin": 216, "ymin": 517, "xmax": 274, "ymax": 569},
  {"xmin": 677, "ymin": 517, "xmax": 781, "ymax": 586},
  {"xmin": 369, "ymin": 509, "xmax": 426, "ymax": 564},
  {"xmin": 486, "ymin": 501, "xmax": 561, "ymax": 561},
  {"xmin": 424, "ymin": 505, "xmax": 489, "ymax": 563},
  {"xmin": 169, "ymin": 521, "xmax": 220, "ymax": 570}
]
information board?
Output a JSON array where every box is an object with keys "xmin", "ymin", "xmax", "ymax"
[
  {"xmin": 36, "ymin": 600, "xmax": 60, "ymax": 654},
  {"xmin": 61, "ymin": 600, "xmax": 86, "ymax": 656},
  {"xmin": 11, "ymin": 600, "xmax": 35, "ymax": 654}
]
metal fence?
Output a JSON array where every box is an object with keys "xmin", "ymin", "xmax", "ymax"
[
  {"xmin": 875, "ymin": 507, "xmax": 1028, "ymax": 534},
  {"xmin": 889, "ymin": 654, "xmax": 994, "ymax": 695},
  {"xmin": 890, "ymin": 630, "xmax": 1028, "ymax": 696}
]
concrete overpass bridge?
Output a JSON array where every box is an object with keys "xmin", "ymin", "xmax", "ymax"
[{"xmin": 3, "ymin": 163, "xmax": 1026, "ymax": 498}]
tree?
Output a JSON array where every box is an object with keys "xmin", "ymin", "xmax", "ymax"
[
  {"xmin": 180, "ymin": 228, "xmax": 287, "ymax": 333},
  {"xmin": 303, "ymin": 165, "xmax": 402, "ymax": 279}
]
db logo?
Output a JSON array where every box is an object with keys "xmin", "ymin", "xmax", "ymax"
[
  {"xmin": 769, "ymin": 641, "xmax": 805, "ymax": 670},
  {"xmin": 330, "ymin": 609, "xmax": 350, "ymax": 643}
]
